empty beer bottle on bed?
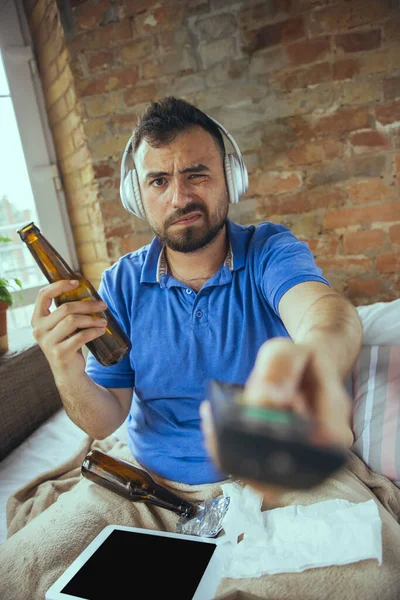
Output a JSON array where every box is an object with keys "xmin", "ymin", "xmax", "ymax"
[
  {"xmin": 82, "ymin": 449, "xmax": 196, "ymax": 518},
  {"xmin": 17, "ymin": 222, "xmax": 131, "ymax": 367}
]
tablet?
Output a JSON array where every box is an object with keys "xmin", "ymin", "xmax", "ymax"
[{"xmin": 45, "ymin": 524, "xmax": 231, "ymax": 600}]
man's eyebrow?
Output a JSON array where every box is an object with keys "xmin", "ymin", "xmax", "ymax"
[
  {"xmin": 145, "ymin": 170, "xmax": 169, "ymax": 180},
  {"xmin": 144, "ymin": 164, "xmax": 210, "ymax": 180},
  {"xmin": 180, "ymin": 163, "xmax": 210, "ymax": 174}
]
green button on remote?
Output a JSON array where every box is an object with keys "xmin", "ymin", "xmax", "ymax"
[{"xmin": 242, "ymin": 406, "xmax": 294, "ymax": 425}]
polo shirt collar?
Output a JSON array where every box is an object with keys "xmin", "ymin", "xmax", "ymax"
[
  {"xmin": 226, "ymin": 218, "xmax": 247, "ymax": 271},
  {"xmin": 140, "ymin": 218, "xmax": 247, "ymax": 285}
]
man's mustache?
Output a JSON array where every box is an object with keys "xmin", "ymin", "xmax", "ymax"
[{"xmin": 165, "ymin": 203, "xmax": 205, "ymax": 227}]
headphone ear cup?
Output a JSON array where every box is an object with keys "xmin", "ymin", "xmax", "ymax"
[
  {"xmin": 224, "ymin": 153, "xmax": 243, "ymax": 204},
  {"xmin": 120, "ymin": 168, "xmax": 145, "ymax": 218},
  {"xmin": 130, "ymin": 168, "xmax": 145, "ymax": 218},
  {"xmin": 120, "ymin": 170, "xmax": 133, "ymax": 213}
]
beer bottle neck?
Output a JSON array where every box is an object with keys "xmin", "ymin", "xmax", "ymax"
[{"xmin": 22, "ymin": 231, "xmax": 77, "ymax": 283}]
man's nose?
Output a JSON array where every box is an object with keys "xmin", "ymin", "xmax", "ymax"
[{"xmin": 170, "ymin": 179, "xmax": 192, "ymax": 209}]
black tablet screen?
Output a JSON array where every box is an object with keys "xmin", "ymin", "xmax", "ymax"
[{"xmin": 61, "ymin": 529, "xmax": 217, "ymax": 600}]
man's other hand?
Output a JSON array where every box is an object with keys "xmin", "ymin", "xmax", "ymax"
[{"xmin": 200, "ymin": 337, "xmax": 353, "ymax": 501}]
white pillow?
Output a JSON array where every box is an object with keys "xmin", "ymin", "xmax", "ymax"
[
  {"xmin": 351, "ymin": 344, "xmax": 400, "ymax": 487},
  {"xmin": 357, "ymin": 299, "xmax": 400, "ymax": 346}
]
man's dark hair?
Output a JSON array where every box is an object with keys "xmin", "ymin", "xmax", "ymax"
[{"xmin": 132, "ymin": 96, "xmax": 225, "ymax": 158}]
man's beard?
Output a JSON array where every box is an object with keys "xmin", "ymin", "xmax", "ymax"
[{"xmin": 147, "ymin": 199, "xmax": 229, "ymax": 253}]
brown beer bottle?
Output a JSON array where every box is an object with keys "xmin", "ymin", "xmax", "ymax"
[
  {"xmin": 82, "ymin": 449, "xmax": 196, "ymax": 518},
  {"xmin": 17, "ymin": 222, "xmax": 131, "ymax": 367}
]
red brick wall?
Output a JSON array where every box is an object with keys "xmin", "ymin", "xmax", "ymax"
[
  {"xmin": 26, "ymin": 0, "xmax": 400, "ymax": 303},
  {"xmin": 23, "ymin": 0, "xmax": 112, "ymax": 289}
]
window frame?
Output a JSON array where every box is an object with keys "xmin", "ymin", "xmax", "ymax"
[{"xmin": 0, "ymin": 0, "xmax": 78, "ymax": 308}]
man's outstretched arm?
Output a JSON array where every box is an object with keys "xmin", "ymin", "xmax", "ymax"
[{"xmin": 278, "ymin": 281, "xmax": 362, "ymax": 381}]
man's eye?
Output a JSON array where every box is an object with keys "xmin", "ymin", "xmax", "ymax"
[
  {"xmin": 189, "ymin": 173, "xmax": 205, "ymax": 180},
  {"xmin": 152, "ymin": 178, "xmax": 166, "ymax": 187}
]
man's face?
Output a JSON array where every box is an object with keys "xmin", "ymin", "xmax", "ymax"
[{"xmin": 134, "ymin": 126, "xmax": 229, "ymax": 252}]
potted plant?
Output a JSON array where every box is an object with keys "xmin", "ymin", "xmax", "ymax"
[{"xmin": 0, "ymin": 236, "xmax": 23, "ymax": 354}]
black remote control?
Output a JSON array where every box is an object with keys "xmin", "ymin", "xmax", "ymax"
[{"xmin": 207, "ymin": 379, "xmax": 347, "ymax": 489}]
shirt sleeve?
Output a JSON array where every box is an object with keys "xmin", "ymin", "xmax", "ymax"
[
  {"xmin": 257, "ymin": 224, "xmax": 331, "ymax": 315},
  {"xmin": 85, "ymin": 270, "xmax": 135, "ymax": 389}
]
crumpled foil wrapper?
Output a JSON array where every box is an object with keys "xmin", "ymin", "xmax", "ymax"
[{"xmin": 176, "ymin": 495, "xmax": 230, "ymax": 538}]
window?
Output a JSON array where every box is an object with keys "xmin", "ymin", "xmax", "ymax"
[{"xmin": 0, "ymin": 0, "xmax": 77, "ymax": 346}]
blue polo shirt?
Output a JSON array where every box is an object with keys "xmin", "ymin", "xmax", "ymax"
[{"xmin": 86, "ymin": 220, "xmax": 330, "ymax": 484}]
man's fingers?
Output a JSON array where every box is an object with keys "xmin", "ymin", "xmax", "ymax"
[
  {"xmin": 48, "ymin": 326, "xmax": 107, "ymax": 366},
  {"xmin": 42, "ymin": 313, "xmax": 107, "ymax": 348},
  {"xmin": 245, "ymin": 338, "xmax": 311, "ymax": 408},
  {"xmin": 243, "ymin": 339, "xmax": 352, "ymax": 447},
  {"xmin": 31, "ymin": 280, "xmax": 107, "ymax": 345},
  {"xmin": 35, "ymin": 299, "xmax": 107, "ymax": 335},
  {"xmin": 31, "ymin": 280, "xmax": 79, "ymax": 323}
]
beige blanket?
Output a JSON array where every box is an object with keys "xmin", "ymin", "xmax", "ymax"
[{"xmin": 1, "ymin": 436, "xmax": 400, "ymax": 600}]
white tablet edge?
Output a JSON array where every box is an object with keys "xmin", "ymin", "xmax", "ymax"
[{"xmin": 45, "ymin": 524, "xmax": 233, "ymax": 600}]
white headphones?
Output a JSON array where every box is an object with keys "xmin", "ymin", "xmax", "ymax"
[{"xmin": 119, "ymin": 115, "xmax": 249, "ymax": 219}]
